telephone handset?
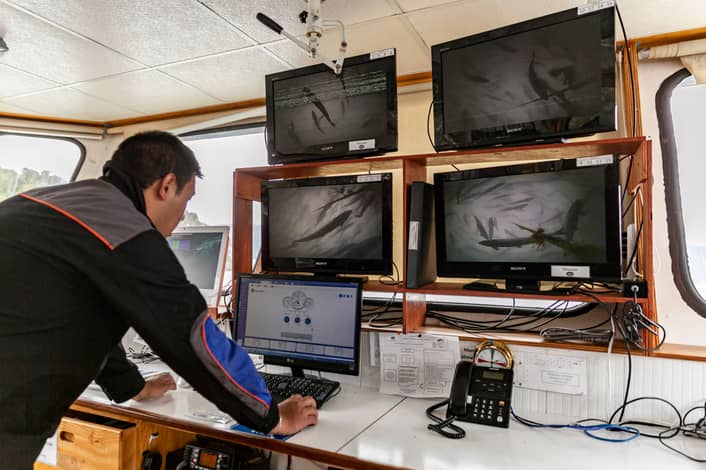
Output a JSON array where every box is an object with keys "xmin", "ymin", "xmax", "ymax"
[
  {"xmin": 427, "ymin": 340, "xmax": 514, "ymax": 439},
  {"xmin": 447, "ymin": 362, "xmax": 513, "ymax": 428}
]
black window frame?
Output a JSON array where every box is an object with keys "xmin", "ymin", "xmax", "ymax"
[
  {"xmin": 0, "ymin": 131, "xmax": 86, "ymax": 183},
  {"xmin": 655, "ymin": 67, "xmax": 706, "ymax": 318}
]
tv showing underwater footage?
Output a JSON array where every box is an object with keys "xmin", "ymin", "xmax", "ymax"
[{"xmin": 434, "ymin": 158, "xmax": 622, "ymax": 283}]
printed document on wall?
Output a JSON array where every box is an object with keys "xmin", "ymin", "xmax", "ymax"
[{"xmin": 380, "ymin": 334, "xmax": 460, "ymax": 397}]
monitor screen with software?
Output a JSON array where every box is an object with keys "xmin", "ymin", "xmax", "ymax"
[
  {"xmin": 167, "ymin": 226, "xmax": 229, "ymax": 307},
  {"xmin": 234, "ymin": 273, "xmax": 362, "ymax": 376}
]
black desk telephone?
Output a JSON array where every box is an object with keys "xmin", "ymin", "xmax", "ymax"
[{"xmin": 427, "ymin": 340, "xmax": 514, "ymax": 439}]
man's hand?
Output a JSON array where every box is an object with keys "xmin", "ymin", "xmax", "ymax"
[
  {"xmin": 132, "ymin": 373, "xmax": 176, "ymax": 401},
  {"xmin": 271, "ymin": 394, "xmax": 318, "ymax": 435}
]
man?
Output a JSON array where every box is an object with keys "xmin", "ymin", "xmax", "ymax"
[{"xmin": 0, "ymin": 131, "xmax": 317, "ymax": 468}]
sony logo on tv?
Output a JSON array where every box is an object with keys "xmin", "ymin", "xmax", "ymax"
[{"xmin": 510, "ymin": 266, "xmax": 527, "ymax": 271}]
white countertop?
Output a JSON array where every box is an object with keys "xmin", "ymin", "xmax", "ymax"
[
  {"xmin": 339, "ymin": 396, "xmax": 706, "ymax": 470},
  {"xmin": 79, "ymin": 367, "xmax": 704, "ymax": 470}
]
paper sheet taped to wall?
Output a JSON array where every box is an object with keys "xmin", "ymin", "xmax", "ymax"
[
  {"xmin": 513, "ymin": 350, "xmax": 587, "ymax": 395},
  {"xmin": 379, "ymin": 334, "xmax": 460, "ymax": 397}
]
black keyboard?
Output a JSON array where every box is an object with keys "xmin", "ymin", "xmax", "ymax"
[{"xmin": 260, "ymin": 373, "xmax": 340, "ymax": 409}]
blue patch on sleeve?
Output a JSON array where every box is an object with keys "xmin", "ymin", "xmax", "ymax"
[{"xmin": 203, "ymin": 318, "xmax": 271, "ymax": 406}]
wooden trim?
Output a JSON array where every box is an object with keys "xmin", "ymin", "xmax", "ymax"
[
  {"xmin": 651, "ymin": 342, "xmax": 706, "ymax": 362},
  {"xmin": 397, "ymin": 71, "xmax": 431, "ymax": 87},
  {"xmin": 631, "ymin": 26, "xmax": 706, "ymax": 50},
  {"xmin": 0, "ymin": 111, "xmax": 104, "ymax": 127},
  {"xmin": 102, "ymin": 72, "xmax": 432, "ymax": 128},
  {"xmin": 70, "ymin": 400, "xmax": 409, "ymax": 470},
  {"xmin": 105, "ymin": 98, "xmax": 267, "ymax": 127}
]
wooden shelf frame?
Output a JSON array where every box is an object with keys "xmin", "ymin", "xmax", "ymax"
[{"xmin": 232, "ymin": 137, "xmax": 656, "ymax": 353}]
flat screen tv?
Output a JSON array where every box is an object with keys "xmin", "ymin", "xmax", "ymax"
[
  {"xmin": 265, "ymin": 49, "xmax": 398, "ymax": 165},
  {"xmin": 434, "ymin": 157, "xmax": 622, "ymax": 288},
  {"xmin": 432, "ymin": 6, "xmax": 616, "ymax": 150},
  {"xmin": 261, "ymin": 173, "xmax": 393, "ymax": 275}
]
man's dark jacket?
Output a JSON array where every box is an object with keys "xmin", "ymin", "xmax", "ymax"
[{"xmin": 0, "ymin": 167, "xmax": 277, "ymax": 468}]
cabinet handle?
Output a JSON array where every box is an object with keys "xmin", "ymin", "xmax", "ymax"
[{"xmin": 59, "ymin": 431, "xmax": 74, "ymax": 442}]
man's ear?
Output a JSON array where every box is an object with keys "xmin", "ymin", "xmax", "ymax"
[{"xmin": 155, "ymin": 173, "xmax": 178, "ymax": 201}]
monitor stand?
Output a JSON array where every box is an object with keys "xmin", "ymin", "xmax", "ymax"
[
  {"xmin": 335, "ymin": 274, "xmax": 368, "ymax": 284},
  {"xmin": 463, "ymin": 279, "xmax": 575, "ymax": 295}
]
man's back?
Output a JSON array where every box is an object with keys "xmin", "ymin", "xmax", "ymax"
[{"xmin": 0, "ymin": 181, "xmax": 149, "ymax": 466}]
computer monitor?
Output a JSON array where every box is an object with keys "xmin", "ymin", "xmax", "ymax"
[
  {"xmin": 434, "ymin": 157, "xmax": 622, "ymax": 291},
  {"xmin": 431, "ymin": 5, "xmax": 616, "ymax": 150},
  {"xmin": 234, "ymin": 273, "xmax": 362, "ymax": 377},
  {"xmin": 265, "ymin": 49, "xmax": 398, "ymax": 164},
  {"xmin": 261, "ymin": 173, "xmax": 393, "ymax": 275},
  {"xmin": 167, "ymin": 226, "xmax": 229, "ymax": 307}
]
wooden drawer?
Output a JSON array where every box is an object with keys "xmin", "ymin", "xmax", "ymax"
[{"xmin": 35, "ymin": 413, "xmax": 136, "ymax": 470}]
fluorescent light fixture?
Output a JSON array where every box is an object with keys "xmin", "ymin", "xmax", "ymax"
[{"xmin": 0, "ymin": 37, "xmax": 8, "ymax": 53}]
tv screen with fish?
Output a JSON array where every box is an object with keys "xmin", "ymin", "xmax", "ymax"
[
  {"xmin": 434, "ymin": 158, "xmax": 622, "ymax": 284},
  {"xmin": 265, "ymin": 49, "xmax": 398, "ymax": 165},
  {"xmin": 431, "ymin": 5, "xmax": 616, "ymax": 151},
  {"xmin": 261, "ymin": 173, "xmax": 393, "ymax": 275}
]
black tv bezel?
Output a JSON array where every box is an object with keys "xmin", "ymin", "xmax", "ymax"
[
  {"xmin": 234, "ymin": 273, "xmax": 363, "ymax": 376},
  {"xmin": 265, "ymin": 50, "xmax": 398, "ymax": 165},
  {"xmin": 431, "ymin": 6, "xmax": 616, "ymax": 151},
  {"xmin": 434, "ymin": 158, "xmax": 622, "ymax": 283},
  {"xmin": 261, "ymin": 173, "xmax": 394, "ymax": 275}
]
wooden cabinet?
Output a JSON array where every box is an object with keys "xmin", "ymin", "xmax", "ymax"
[
  {"xmin": 34, "ymin": 414, "xmax": 136, "ymax": 470},
  {"xmin": 232, "ymin": 137, "xmax": 656, "ymax": 351}
]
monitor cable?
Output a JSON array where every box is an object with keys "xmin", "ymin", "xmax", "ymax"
[{"xmin": 615, "ymin": 1, "xmax": 637, "ymax": 138}]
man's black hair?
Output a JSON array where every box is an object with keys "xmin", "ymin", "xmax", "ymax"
[{"xmin": 110, "ymin": 131, "xmax": 203, "ymax": 192}]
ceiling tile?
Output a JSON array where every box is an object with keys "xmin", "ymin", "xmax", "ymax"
[
  {"xmin": 5, "ymin": 88, "xmax": 142, "ymax": 121},
  {"xmin": 0, "ymin": 65, "xmax": 57, "ymax": 98},
  {"xmin": 159, "ymin": 48, "xmax": 288, "ymax": 102},
  {"xmin": 0, "ymin": 3, "xmax": 142, "ymax": 84},
  {"xmin": 0, "ymin": 101, "xmax": 36, "ymax": 115},
  {"xmin": 201, "ymin": 0, "xmax": 401, "ymax": 44},
  {"xmin": 7, "ymin": 0, "xmax": 253, "ymax": 66},
  {"xmin": 395, "ymin": 0, "xmax": 460, "ymax": 12},
  {"xmin": 73, "ymin": 70, "xmax": 221, "ymax": 115},
  {"xmin": 267, "ymin": 16, "xmax": 430, "ymax": 75},
  {"xmin": 407, "ymin": 0, "xmax": 581, "ymax": 47}
]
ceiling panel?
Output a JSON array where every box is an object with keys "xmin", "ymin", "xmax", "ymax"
[
  {"xmin": 201, "ymin": 0, "xmax": 401, "ymax": 44},
  {"xmin": 73, "ymin": 70, "xmax": 221, "ymax": 115},
  {"xmin": 159, "ymin": 48, "xmax": 288, "ymax": 102},
  {"xmin": 394, "ymin": 0, "xmax": 461, "ymax": 12},
  {"xmin": 0, "ymin": 64, "xmax": 57, "ymax": 98},
  {"xmin": 0, "ymin": 101, "xmax": 35, "ymax": 114},
  {"xmin": 0, "ymin": 3, "xmax": 142, "ymax": 84},
  {"xmin": 267, "ymin": 16, "xmax": 430, "ymax": 75},
  {"xmin": 4, "ymin": 88, "xmax": 142, "ymax": 121},
  {"xmin": 407, "ymin": 0, "xmax": 579, "ymax": 47},
  {"xmin": 7, "ymin": 0, "xmax": 253, "ymax": 66}
]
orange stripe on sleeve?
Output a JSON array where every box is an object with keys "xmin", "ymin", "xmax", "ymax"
[{"xmin": 199, "ymin": 316, "xmax": 270, "ymax": 409}]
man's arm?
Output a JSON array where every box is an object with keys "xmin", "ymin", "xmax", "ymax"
[
  {"xmin": 89, "ymin": 231, "xmax": 288, "ymax": 433},
  {"xmin": 94, "ymin": 344, "xmax": 176, "ymax": 402},
  {"xmin": 94, "ymin": 344, "xmax": 145, "ymax": 403}
]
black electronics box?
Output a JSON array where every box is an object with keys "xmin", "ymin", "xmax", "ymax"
[{"xmin": 406, "ymin": 182, "xmax": 436, "ymax": 288}]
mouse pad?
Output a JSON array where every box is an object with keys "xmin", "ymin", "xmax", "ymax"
[{"xmin": 230, "ymin": 424, "xmax": 293, "ymax": 440}]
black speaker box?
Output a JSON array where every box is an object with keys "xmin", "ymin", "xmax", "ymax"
[{"xmin": 406, "ymin": 182, "xmax": 436, "ymax": 288}]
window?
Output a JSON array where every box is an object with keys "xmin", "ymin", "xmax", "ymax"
[
  {"xmin": 181, "ymin": 125, "xmax": 269, "ymax": 280},
  {"xmin": 656, "ymin": 69, "xmax": 706, "ymax": 317},
  {"xmin": 0, "ymin": 133, "xmax": 84, "ymax": 202}
]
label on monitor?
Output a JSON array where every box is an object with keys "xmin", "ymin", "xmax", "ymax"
[
  {"xmin": 349, "ymin": 139, "xmax": 376, "ymax": 151},
  {"xmin": 551, "ymin": 265, "xmax": 591, "ymax": 279},
  {"xmin": 370, "ymin": 48, "xmax": 395, "ymax": 60},
  {"xmin": 576, "ymin": 154, "xmax": 614, "ymax": 167},
  {"xmin": 577, "ymin": 0, "xmax": 614, "ymax": 15},
  {"xmin": 408, "ymin": 221, "xmax": 420, "ymax": 251},
  {"xmin": 357, "ymin": 173, "xmax": 382, "ymax": 183}
]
